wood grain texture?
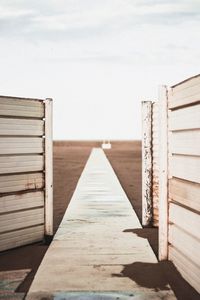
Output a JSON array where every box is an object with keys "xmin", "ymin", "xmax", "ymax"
[
  {"xmin": 0, "ymin": 191, "xmax": 44, "ymax": 213},
  {"xmin": 0, "ymin": 172, "xmax": 44, "ymax": 193},
  {"xmin": 0, "ymin": 225, "xmax": 44, "ymax": 252},
  {"xmin": 0, "ymin": 118, "xmax": 44, "ymax": 136},
  {"xmin": 169, "ymin": 202, "xmax": 200, "ymax": 239},
  {"xmin": 0, "ymin": 137, "xmax": 44, "ymax": 154},
  {"xmin": 0, "ymin": 207, "xmax": 44, "ymax": 233},
  {"xmin": 170, "ymin": 155, "xmax": 200, "ymax": 183},
  {"xmin": 141, "ymin": 101, "xmax": 153, "ymax": 226},
  {"xmin": 0, "ymin": 155, "xmax": 44, "ymax": 174},
  {"xmin": 170, "ymin": 130, "xmax": 200, "ymax": 156},
  {"xmin": 169, "ymin": 104, "xmax": 200, "ymax": 131},
  {"xmin": 169, "ymin": 178, "xmax": 200, "ymax": 212},
  {"xmin": 158, "ymin": 86, "xmax": 168, "ymax": 261},
  {"xmin": 0, "ymin": 97, "xmax": 44, "ymax": 118},
  {"xmin": 169, "ymin": 246, "xmax": 200, "ymax": 293}
]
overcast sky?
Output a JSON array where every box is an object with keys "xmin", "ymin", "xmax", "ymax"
[{"xmin": 0, "ymin": 0, "xmax": 199, "ymax": 140}]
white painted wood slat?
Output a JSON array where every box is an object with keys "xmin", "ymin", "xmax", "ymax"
[
  {"xmin": 0, "ymin": 137, "xmax": 44, "ymax": 154},
  {"xmin": 0, "ymin": 172, "xmax": 44, "ymax": 193},
  {"xmin": 169, "ymin": 178, "xmax": 200, "ymax": 212},
  {"xmin": 170, "ymin": 130, "xmax": 200, "ymax": 156},
  {"xmin": 0, "ymin": 225, "xmax": 44, "ymax": 252},
  {"xmin": 0, "ymin": 155, "xmax": 44, "ymax": 174},
  {"xmin": 0, "ymin": 97, "xmax": 44, "ymax": 118},
  {"xmin": 170, "ymin": 155, "xmax": 200, "ymax": 183},
  {"xmin": 0, "ymin": 118, "xmax": 44, "ymax": 136},
  {"xmin": 0, "ymin": 191, "xmax": 44, "ymax": 213},
  {"xmin": 169, "ymin": 202, "xmax": 200, "ymax": 240},
  {"xmin": 169, "ymin": 104, "xmax": 200, "ymax": 131},
  {"xmin": 0, "ymin": 207, "xmax": 44, "ymax": 233}
]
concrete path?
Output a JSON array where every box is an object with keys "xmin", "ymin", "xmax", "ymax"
[{"xmin": 27, "ymin": 149, "xmax": 175, "ymax": 299}]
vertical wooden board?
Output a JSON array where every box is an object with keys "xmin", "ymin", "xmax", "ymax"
[
  {"xmin": 0, "ymin": 118, "xmax": 44, "ymax": 136},
  {"xmin": 0, "ymin": 172, "xmax": 44, "ymax": 193},
  {"xmin": 44, "ymin": 99, "xmax": 53, "ymax": 236},
  {"xmin": 169, "ymin": 104, "xmax": 200, "ymax": 131},
  {"xmin": 0, "ymin": 191, "xmax": 44, "ymax": 213},
  {"xmin": 158, "ymin": 86, "xmax": 168, "ymax": 261},
  {"xmin": 169, "ymin": 202, "xmax": 200, "ymax": 239},
  {"xmin": 170, "ymin": 130, "xmax": 200, "ymax": 156},
  {"xmin": 170, "ymin": 155, "xmax": 200, "ymax": 183},
  {"xmin": 169, "ymin": 178, "xmax": 200, "ymax": 212},
  {"xmin": 141, "ymin": 101, "xmax": 152, "ymax": 226},
  {"xmin": 0, "ymin": 96, "xmax": 44, "ymax": 118}
]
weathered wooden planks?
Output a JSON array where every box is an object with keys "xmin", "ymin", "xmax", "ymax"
[
  {"xmin": 0, "ymin": 225, "xmax": 44, "ymax": 252},
  {"xmin": 0, "ymin": 96, "xmax": 44, "ymax": 118},
  {"xmin": 170, "ymin": 155, "xmax": 200, "ymax": 183},
  {"xmin": 169, "ymin": 104, "xmax": 200, "ymax": 130},
  {"xmin": 141, "ymin": 101, "xmax": 152, "ymax": 226},
  {"xmin": 169, "ymin": 74, "xmax": 200, "ymax": 108},
  {"xmin": 0, "ymin": 155, "xmax": 44, "ymax": 174},
  {"xmin": 0, "ymin": 137, "xmax": 44, "ymax": 154},
  {"xmin": 0, "ymin": 172, "xmax": 44, "ymax": 193},
  {"xmin": 169, "ymin": 178, "xmax": 200, "ymax": 212},
  {"xmin": 0, "ymin": 191, "xmax": 44, "ymax": 213},
  {"xmin": 0, "ymin": 207, "xmax": 44, "ymax": 233},
  {"xmin": 0, "ymin": 118, "xmax": 44, "ymax": 136},
  {"xmin": 170, "ymin": 130, "xmax": 200, "ymax": 156}
]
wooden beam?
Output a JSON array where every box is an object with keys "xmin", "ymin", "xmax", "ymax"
[
  {"xmin": 44, "ymin": 98, "xmax": 53, "ymax": 236},
  {"xmin": 158, "ymin": 86, "xmax": 168, "ymax": 261},
  {"xmin": 141, "ymin": 101, "xmax": 153, "ymax": 226}
]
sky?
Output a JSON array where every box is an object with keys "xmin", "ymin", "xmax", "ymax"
[{"xmin": 0, "ymin": 0, "xmax": 199, "ymax": 140}]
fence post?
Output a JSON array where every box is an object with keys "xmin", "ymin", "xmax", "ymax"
[
  {"xmin": 44, "ymin": 98, "xmax": 53, "ymax": 237},
  {"xmin": 142, "ymin": 101, "xmax": 153, "ymax": 226},
  {"xmin": 158, "ymin": 86, "xmax": 168, "ymax": 260}
]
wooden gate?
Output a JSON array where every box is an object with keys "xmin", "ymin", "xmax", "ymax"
[{"xmin": 0, "ymin": 96, "xmax": 53, "ymax": 251}]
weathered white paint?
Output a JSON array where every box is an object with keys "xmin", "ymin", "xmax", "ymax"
[
  {"xmin": 27, "ymin": 148, "xmax": 175, "ymax": 299},
  {"xmin": 158, "ymin": 85, "xmax": 168, "ymax": 261},
  {"xmin": 44, "ymin": 98, "xmax": 53, "ymax": 236},
  {"xmin": 141, "ymin": 101, "xmax": 153, "ymax": 226}
]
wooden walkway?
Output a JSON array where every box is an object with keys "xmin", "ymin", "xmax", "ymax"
[{"xmin": 27, "ymin": 149, "xmax": 175, "ymax": 299}]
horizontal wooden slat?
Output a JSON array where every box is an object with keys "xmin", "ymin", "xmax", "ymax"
[
  {"xmin": 169, "ymin": 104, "xmax": 200, "ymax": 131},
  {"xmin": 170, "ymin": 155, "xmax": 200, "ymax": 183},
  {"xmin": 169, "ymin": 202, "xmax": 200, "ymax": 239},
  {"xmin": 169, "ymin": 224, "xmax": 200, "ymax": 266},
  {"xmin": 0, "ymin": 172, "xmax": 44, "ymax": 193},
  {"xmin": 0, "ymin": 97, "xmax": 44, "ymax": 118},
  {"xmin": 0, "ymin": 137, "xmax": 44, "ymax": 154},
  {"xmin": 0, "ymin": 207, "xmax": 44, "ymax": 233},
  {"xmin": 169, "ymin": 75, "xmax": 200, "ymax": 109},
  {"xmin": 0, "ymin": 225, "xmax": 44, "ymax": 252},
  {"xmin": 170, "ymin": 130, "xmax": 200, "ymax": 156},
  {"xmin": 0, "ymin": 191, "xmax": 44, "ymax": 213},
  {"xmin": 169, "ymin": 246, "xmax": 200, "ymax": 293},
  {"xmin": 0, "ymin": 118, "xmax": 44, "ymax": 136},
  {"xmin": 0, "ymin": 155, "xmax": 44, "ymax": 174},
  {"xmin": 169, "ymin": 178, "xmax": 200, "ymax": 212}
]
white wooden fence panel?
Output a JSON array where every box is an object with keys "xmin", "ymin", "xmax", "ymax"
[
  {"xmin": 0, "ymin": 95, "xmax": 53, "ymax": 251},
  {"xmin": 165, "ymin": 75, "xmax": 200, "ymax": 293}
]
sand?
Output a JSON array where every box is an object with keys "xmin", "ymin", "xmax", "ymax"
[{"xmin": 0, "ymin": 141, "xmax": 199, "ymax": 299}]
